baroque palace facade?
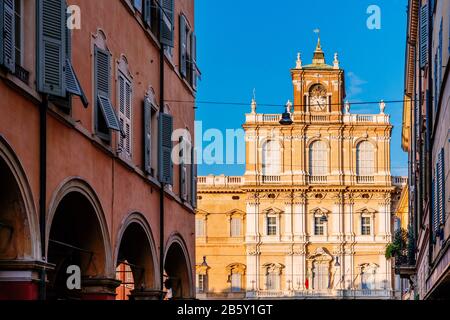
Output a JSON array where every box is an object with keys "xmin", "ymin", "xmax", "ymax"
[{"xmin": 196, "ymin": 40, "xmax": 406, "ymax": 299}]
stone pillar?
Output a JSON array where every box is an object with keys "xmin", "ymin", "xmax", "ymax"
[
  {"xmin": 0, "ymin": 260, "xmax": 49, "ymax": 300},
  {"xmin": 81, "ymin": 278, "xmax": 121, "ymax": 300},
  {"xmin": 292, "ymin": 246, "xmax": 306, "ymax": 291},
  {"xmin": 283, "ymin": 196, "xmax": 293, "ymax": 242},
  {"xmin": 245, "ymin": 248, "xmax": 259, "ymax": 297},
  {"xmin": 293, "ymin": 193, "xmax": 306, "ymax": 241},
  {"xmin": 245, "ymin": 197, "xmax": 259, "ymax": 243}
]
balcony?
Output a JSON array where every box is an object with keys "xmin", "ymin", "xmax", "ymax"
[
  {"xmin": 356, "ymin": 176, "xmax": 375, "ymax": 184},
  {"xmin": 392, "ymin": 176, "xmax": 408, "ymax": 186},
  {"xmin": 394, "ymin": 255, "xmax": 416, "ymax": 279},
  {"xmin": 262, "ymin": 175, "xmax": 281, "ymax": 184},
  {"xmin": 309, "ymin": 175, "xmax": 328, "ymax": 184},
  {"xmin": 197, "ymin": 175, "xmax": 244, "ymax": 187}
]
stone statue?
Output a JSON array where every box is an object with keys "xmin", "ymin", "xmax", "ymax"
[
  {"xmin": 379, "ymin": 100, "xmax": 386, "ymax": 114},
  {"xmin": 345, "ymin": 101, "xmax": 350, "ymax": 114}
]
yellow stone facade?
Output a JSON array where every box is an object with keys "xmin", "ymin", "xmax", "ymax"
[{"xmin": 196, "ymin": 41, "xmax": 405, "ymax": 299}]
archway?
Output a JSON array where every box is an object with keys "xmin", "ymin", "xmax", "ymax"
[
  {"xmin": 164, "ymin": 235, "xmax": 193, "ymax": 299},
  {"xmin": 0, "ymin": 138, "xmax": 40, "ymax": 300},
  {"xmin": 46, "ymin": 180, "xmax": 114, "ymax": 300},
  {"xmin": 114, "ymin": 214, "xmax": 159, "ymax": 300}
]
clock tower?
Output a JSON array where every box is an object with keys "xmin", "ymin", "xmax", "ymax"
[{"xmin": 291, "ymin": 37, "xmax": 345, "ymax": 113}]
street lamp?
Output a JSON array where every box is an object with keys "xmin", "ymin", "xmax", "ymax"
[
  {"xmin": 334, "ymin": 256, "xmax": 341, "ymax": 267},
  {"xmin": 279, "ymin": 100, "xmax": 293, "ymax": 125}
]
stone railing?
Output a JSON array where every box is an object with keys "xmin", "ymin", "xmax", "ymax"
[
  {"xmin": 308, "ymin": 175, "xmax": 328, "ymax": 184},
  {"xmin": 356, "ymin": 176, "xmax": 375, "ymax": 184},
  {"xmin": 262, "ymin": 175, "xmax": 281, "ymax": 184},
  {"xmin": 245, "ymin": 112, "xmax": 390, "ymax": 125},
  {"xmin": 392, "ymin": 176, "xmax": 408, "ymax": 186},
  {"xmin": 197, "ymin": 175, "xmax": 244, "ymax": 187}
]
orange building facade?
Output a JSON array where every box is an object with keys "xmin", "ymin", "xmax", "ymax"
[{"xmin": 0, "ymin": 0, "xmax": 197, "ymax": 300}]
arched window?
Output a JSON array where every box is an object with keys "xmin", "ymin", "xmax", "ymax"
[
  {"xmin": 356, "ymin": 141, "xmax": 375, "ymax": 176},
  {"xmin": 309, "ymin": 141, "xmax": 328, "ymax": 176},
  {"xmin": 262, "ymin": 140, "xmax": 281, "ymax": 175}
]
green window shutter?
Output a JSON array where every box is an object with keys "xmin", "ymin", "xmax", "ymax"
[
  {"xmin": 37, "ymin": 0, "xmax": 66, "ymax": 97},
  {"xmin": 143, "ymin": 0, "xmax": 151, "ymax": 27},
  {"xmin": 160, "ymin": 0, "xmax": 174, "ymax": 46},
  {"xmin": 190, "ymin": 32, "xmax": 197, "ymax": 90},
  {"xmin": 0, "ymin": 0, "xmax": 15, "ymax": 72},
  {"xmin": 420, "ymin": 4, "xmax": 428, "ymax": 68},
  {"xmin": 143, "ymin": 98, "xmax": 152, "ymax": 174},
  {"xmin": 94, "ymin": 46, "xmax": 121, "ymax": 132},
  {"xmin": 159, "ymin": 113, "xmax": 173, "ymax": 184},
  {"xmin": 439, "ymin": 149, "xmax": 445, "ymax": 228},
  {"xmin": 179, "ymin": 14, "xmax": 187, "ymax": 77},
  {"xmin": 179, "ymin": 136, "xmax": 187, "ymax": 201},
  {"xmin": 191, "ymin": 146, "xmax": 197, "ymax": 208}
]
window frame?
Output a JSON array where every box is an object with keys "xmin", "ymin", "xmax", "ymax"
[
  {"xmin": 309, "ymin": 140, "xmax": 328, "ymax": 176},
  {"xmin": 266, "ymin": 216, "xmax": 278, "ymax": 236}
]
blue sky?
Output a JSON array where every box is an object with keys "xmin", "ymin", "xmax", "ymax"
[{"xmin": 194, "ymin": 0, "xmax": 408, "ymax": 177}]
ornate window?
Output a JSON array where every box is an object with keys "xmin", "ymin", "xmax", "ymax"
[
  {"xmin": 357, "ymin": 208, "xmax": 376, "ymax": 236},
  {"xmin": 262, "ymin": 140, "xmax": 281, "ymax": 176},
  {"xmin": 356, "ymin": 141, "xmax": 375, "ymax": 176},
  {"xmin": 314, "ymin": 217, "xmax": 325, "ymax": 236},
  {"xmin": 360, "ymin": 263, "xmax": 378, "ymax": 290},
  {"xmin": 309, "ymin": 141, "xmax": 328, "ymax": 176},
  {"xmin": 263, "ymin": 263, "xmax": 284, "ymax": 291},
  {"xmin": 306, "ymin": 248, "xmax": 333, "ymax": 291},
  {"xmin": 196, "ymin": 257, "xmax": 210, "ymax": 294},
  {"xmin": 313, "ymin": 261, "xmax": 329, "ymax": 290},
  {"xmin": 226, "ymin": 263, "xmax": 246, "ymax": 293},
  {"xmin": 361, "ymin": 216, "xmax": 371, "ymax": 235},
  {"xmin": 197, "ymin": 274, "xmax": 206, "ymax": 293},
  {"xmin": 267, "ymin": 216, "xmax": 277, "ymax": 236},
  {"xmin": 230, "ymin": 217, "xmax": 241, "ymax": 237}
]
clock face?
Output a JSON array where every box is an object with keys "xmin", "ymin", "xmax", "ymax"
[
  {"xmin": 310, "ymin": 84, "xmax": 328, "ymax": 112},
  {"xmin": 310, "ymin": 96, "xmax": 327, "ymax": 111}
]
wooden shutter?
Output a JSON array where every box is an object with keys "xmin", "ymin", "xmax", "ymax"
[
  {"xmin": 438, "ymin": 149, "xmax": 445, "ymax": 227},
  {"xmin": 160, "ymin": 0, "xmax": 174, "ymax": 46},
  {"xmin": 191, "ymin": 32, "xmax": 197, "ymax": 90},
  {"xmin": 117, "ymin": 75, "xmax": 132, "ymax": 157},
  {"xmin": 179, "ymin": 14, "xmax": 187, "ymax": 77},
  {"xmin": 420, "ymin": 4, "xmax": 428, "ymax": 68},
  {"xmin": 158, "ymin": 113, "xmax": 173, "ymax": 184},
  {"xmin": 0, "ymin": 0, "xmax": 15, "ymax": 72},
  {"xmin": 432, "ymin": 176, "xmax": 438, "ymax": 240},
  {"xmin": 143, "ymin": 0, "xmax": 151, "ymax": 27},
  {"xmin": 143, "ymin": 97, "xmax": 152, "ymax": 174},
  {"xmin": 179, "ymin": 136, "xmax": 187, "ymax": 201},
  {"xmin": 37, "ymin": 0, "xmax": 66, "ymax": 97},
  {"xmin": 95, "ymin": 47, "xmax": 121, "ymax": 132},
  {"xmin": 191, "ymin": 146, "xmax": 197, "ymax": 208}
]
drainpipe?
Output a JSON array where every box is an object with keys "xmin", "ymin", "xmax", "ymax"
[
  {"xmin": 159, "ymin": 42, "xmax": 165, "ymax": 297},
  {"xmin": 39, "ymin": 94, "xmax": 48, "ymax": 300}
]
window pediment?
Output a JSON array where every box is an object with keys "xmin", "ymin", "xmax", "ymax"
[
  {"xmin": 226, "ymin": 263, "xmax": 246, "ymax": 275},
  {"xmin": 263, "ymin": 263, "xmax": 285, "ymax": 275},
  {"xmin": 307, "ymin": 247, "xmax": 333, "ymax": 261}
]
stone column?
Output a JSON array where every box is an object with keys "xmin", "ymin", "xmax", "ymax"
[
  {"xmin": 293, "ymin": 193, "xmax": 306, "ymax": 241},
  {"xmin": 283, "ymin": 195, "xmax": 293, "ymax": 242},
  {"xmin": 246, "ymin": 248, "xmax": 259, "ymax": 298},
  {"xmin": 0, "ymin": 260, "xmax": 50, "ymax": 300},
  {"xmin": 245, "ymin": 195, "xmax": 259, "ymax": 243}
]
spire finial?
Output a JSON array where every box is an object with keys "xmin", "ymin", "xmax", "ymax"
[
  {"xmin": 313, "ymin": 28, "xmax": 321, "ymax": 50},
  {"xmin": 296, "ymin": 52, "xmax": 302, "ymax": 68},
  {"xmin": 312, "ymin": 28, "xmax": 325, "ymax": 64}
]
